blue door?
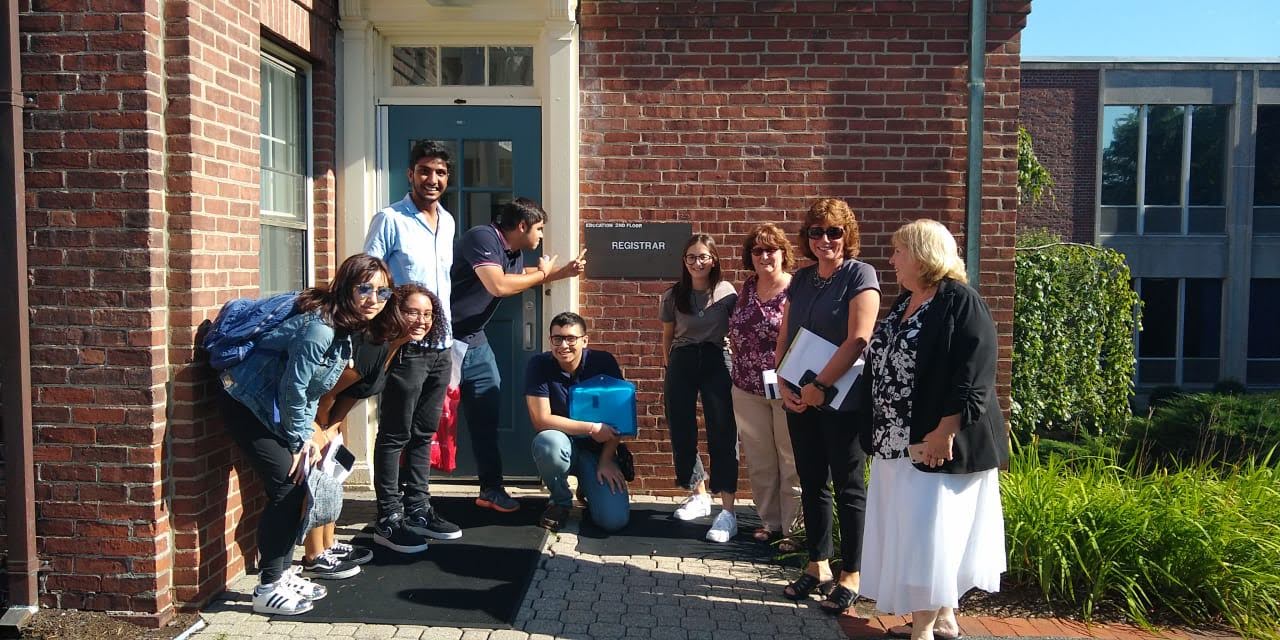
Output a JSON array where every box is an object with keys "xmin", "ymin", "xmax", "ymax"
[{"xmin": 387, "ymin": 105, "xmax": 542, "ymax": 479}]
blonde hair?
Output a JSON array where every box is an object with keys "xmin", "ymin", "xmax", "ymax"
[{"xmin": 892, "ymin": 219, "xmax": 967, "ymax": 287}]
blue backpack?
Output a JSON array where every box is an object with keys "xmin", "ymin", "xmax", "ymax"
[{"xmin": 203, "ymin": 292, "xmax": 301, "ymax": 371}]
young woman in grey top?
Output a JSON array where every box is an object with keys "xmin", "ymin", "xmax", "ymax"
[
  {"xmin": 776, "ymin": 198, "xmax": 881, "ymax": 614},
  {"xmin": 660, "ymin": 234, "xmax": 741, "ymax": 543}
]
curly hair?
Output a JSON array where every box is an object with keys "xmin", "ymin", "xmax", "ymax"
[
  {"xmin": 393, "ymin": 283, "xmax": 448, "ymax": 346},
  {"xmin": 797, "ymin": 198, "xmax": 861, "ymax": 261},
  {"xmin": 295, "ymin": 254, "xmax": 392, "ymax": 333},
  {"xmin": 742, "ymin": 222, "xmax": 796, "ymax": 271}
]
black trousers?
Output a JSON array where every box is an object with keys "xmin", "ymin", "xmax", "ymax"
[
  {"xmin": 664, "ymin": 343, "xmax": 739, "ymax": 494},
  {"xmin": 220, "ymin": 392, "xmax": 305, "ymax": 585},
  {"xmin": 786, "ymin": 407, "xmax": 867, "ymax": 572},
  {"xmin": 374, "ymin": 343, "xmax": 450, "ymax": 518}
]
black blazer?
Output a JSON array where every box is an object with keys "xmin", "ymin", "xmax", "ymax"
[{"xmin": 855, "ymin": 278, "xmax": 1008, "ymax": 474}]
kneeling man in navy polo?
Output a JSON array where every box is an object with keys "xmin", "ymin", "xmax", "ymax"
[{"xmin": 525, "ymin": 312, "xmax": 631, "ymax": 533}]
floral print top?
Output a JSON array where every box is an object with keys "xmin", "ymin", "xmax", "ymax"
[
  {"xmin": 728, "ymin": 275, "xmax": 787, "ymax": 396},
  {"xmin": 865, "ymin": 295, "xmax": 932, "ymax": 460}
]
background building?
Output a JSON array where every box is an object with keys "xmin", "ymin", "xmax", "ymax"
[
  {"xmin": 1021, "ymin": 58, "xmax": 1280, "ymax": 391},
  {"xmin": 3, "ymin": 0, "xmax": 1029, "ymax": 625}
]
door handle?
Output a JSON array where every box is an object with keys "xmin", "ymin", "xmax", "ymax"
[{"xmin": 522, "ymin": 290, "xmax": 537, "ymax": 351}]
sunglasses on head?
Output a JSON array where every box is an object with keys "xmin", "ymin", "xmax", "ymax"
[
  {"xmin": 805, "ymin": 226, "xmax": 845, "ymax": 240},
  {"xmin": 356, "ymin": 283, "xmax": 394, "ymax": 302}
]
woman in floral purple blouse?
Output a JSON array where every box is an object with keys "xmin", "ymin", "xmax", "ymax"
[{"xmin": 728, "ymin": 223, "xmax": 802, "ymax": 552}]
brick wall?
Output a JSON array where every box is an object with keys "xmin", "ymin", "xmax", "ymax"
[
  {"xmin": 1019, "ymin": 68, "xmax": 1098, "ymax": 242},
  {"xmin": 578, "ymin": 0, "xmax": 1027, "ymax": 494},
  {"xmin": 20, "ymin": 0, "xmax": 338, "ymax": 623}
]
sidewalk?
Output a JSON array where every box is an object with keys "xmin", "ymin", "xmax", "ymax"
[{"xmin": 194, "ymin": 491, "xmax": 1237, "ymax": 640}]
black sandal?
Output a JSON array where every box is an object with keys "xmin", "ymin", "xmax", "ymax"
[
  {"xmin": 782, "ymin": 572, "xmax": 831, "ymax": 600},
  {"xmin": 820, "ymin": 584, "xmax": 857, "ymax": 614}
]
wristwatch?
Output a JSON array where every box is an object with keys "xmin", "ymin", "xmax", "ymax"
[{"xmin": 809, "ymin": 380, "xmax": 837, "ymax": 405}]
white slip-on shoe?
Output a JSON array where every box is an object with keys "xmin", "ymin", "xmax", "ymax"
[
  {"xmin": 673, "ymin": 493, "xmax": 713, "ymax": 521},
  {"xmin": 705, "ymin": 509, "xmax": 739, "ymax": 543}
]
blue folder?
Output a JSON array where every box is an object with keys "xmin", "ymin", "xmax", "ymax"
[{"xmin": 568, "ymin": 374, "xmax": 637, "ymax": 436}]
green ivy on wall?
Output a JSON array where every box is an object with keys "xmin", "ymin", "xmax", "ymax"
[
  {"xmin": 1018, "ymin": 126, "xmax": 1055, "ymax": 206},
  {"xmin": 1012, "ymin": 230, "xmax": 1140, "ymax": 438}
]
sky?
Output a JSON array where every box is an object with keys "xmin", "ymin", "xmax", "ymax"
[{"xmin": 1022, "ymin": 0, "xmax": 1280, "ymax": 59}]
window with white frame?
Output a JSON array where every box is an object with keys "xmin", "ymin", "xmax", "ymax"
[
  {"xmin": 1135, "ymin": 278, "xmax": 1222, "ymax": 386},
  {"xmin": 391, "ymin": 46, "xmax": 533, "ymax": 87},
  {"xmin": 1100, "ymin": 105, "xmax": 1230, "ymax": 235},
  {"xmin": 1256, "ymin": 106, "xmax": 1280, "ymax": 235},
  {"xmin": 1248, "ymin": 279, "xmax": 1280, "ymax": 385},
  {"xmin": 259, "ymin": 54, "xmax": 309, "ymax": 295}
]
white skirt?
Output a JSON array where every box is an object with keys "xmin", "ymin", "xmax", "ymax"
[{"xmin": 860, "ymin": 456, "xmax": 1006, "ymax": 614}]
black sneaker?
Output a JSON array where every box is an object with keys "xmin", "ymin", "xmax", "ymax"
[
  {"xmin": 405, "ymin": 506, "xmax": 462, "ymax": 540},
  {"xmin": 301, "ymin": 551, "xmax": 361, "ymax": 580},
  {"xmin": 329, "ymin": 541, "xmax": 373, "ymax": 565},
  {"xmin": 539, "ymin": 503, "xmax": 571, "ymax": 532},
  {"xmin": 475, "ymin": 486, "xmax": 520, "ymax": 513},
  {"xmin": 373, "ymin": 512, "xmax": 429, "ymax": 554}
]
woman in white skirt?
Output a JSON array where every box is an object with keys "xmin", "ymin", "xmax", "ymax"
[{"xmin": 853, "ymin": 220, "xmax": 1008, "ymax": 640}]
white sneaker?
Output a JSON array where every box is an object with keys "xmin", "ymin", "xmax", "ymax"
[
  {"xmin": 705, "ymin": 509, "xmax": 738, "ymax": 543},
  {"xmin": 252, "ymin": 579, "xmax": 314, "ymax": 616},
  {"xmin": 281, "ymin": 565, "xmax": 327, "ymax": 601},
  {"xmin": 673, "ymin": 493, "xmax": 713, "ymax": 521}
]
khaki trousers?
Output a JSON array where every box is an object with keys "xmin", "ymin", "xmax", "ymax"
[{"xmin": 731, "ymin": 385, "xmax": 802, "ymax": 534}]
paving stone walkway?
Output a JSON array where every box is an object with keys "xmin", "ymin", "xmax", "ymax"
[{"xmin": 195, "ymin": 492, "xmax": 855, "ymax": 640}]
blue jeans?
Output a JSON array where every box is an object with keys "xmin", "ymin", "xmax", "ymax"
[
  {"xmin": 531, "ymin": 430, "xmax": 630, "ymax": 532},
  {"xmin": 459, "ymin": 341, "xmax": 504, "ymax": 490}
]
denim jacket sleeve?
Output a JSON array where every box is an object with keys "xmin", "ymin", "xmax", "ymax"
[{"xmin": 278, "ymin": 316, "xmax": 336, "ymax": 451}]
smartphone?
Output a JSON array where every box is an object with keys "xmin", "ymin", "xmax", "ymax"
[
  {"xmin": 332, "ymin": 444, "xmax": 355, "ymax": 472},
  {"xmin": 907, "ymin": 443, "xmax": 927, "ymax": 464}
]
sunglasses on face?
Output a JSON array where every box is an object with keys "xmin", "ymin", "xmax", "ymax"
[
  {"xmin": 750, "ymin": 246, "xmax": 780, "ymax": 257},
  {"xmin": 683, "ymin": 254, "xmax": 714, "ymax": 265},
  {"xmin": 805, "ymin": 226, "xmax": 846, "ymax": 240},
  {"xmin": 356, "ymin": 283, "xmax": 394, "ymax": 302},
  {"xmin": 549, "ymin": 334, "xmax": 584, "ymax": 346}
]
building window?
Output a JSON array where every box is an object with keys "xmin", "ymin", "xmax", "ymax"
[
  {"xmin": 392, "ymin": 46, "xmax": 533, "ymax": 87},
  {"xmin": 1248, "ymin": 279, "xmax": 1280, "ymax": 385},
  {"xmin": 260, "ymin": 55, "xmax": 309, "ymax": 295},
  {"xmin": 1136, "ymin": 278, "xmax": 1222, "ymax": 386},
  {"xmin": 1100, "ymin": 105, "xmax": 1229, "ymax": 235},
  {"xmin": 1256, "ymin": 106, "xmax": 1280, "ymax": 235}
]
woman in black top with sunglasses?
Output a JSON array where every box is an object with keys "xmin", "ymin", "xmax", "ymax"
[{"xmin": 775, "ymin": 198, "xmax": 881, "ymax": 614}]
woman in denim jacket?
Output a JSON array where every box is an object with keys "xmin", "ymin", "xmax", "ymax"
[{"xmin": 218, "ymin": 253, "xmax": 398, "ymax": 616}]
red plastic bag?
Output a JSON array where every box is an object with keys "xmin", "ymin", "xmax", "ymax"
[{"xmin": 430, "ymin": 386, "xmax": 461, "ymax": 472}]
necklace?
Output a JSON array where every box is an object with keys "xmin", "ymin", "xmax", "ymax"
[{"xmin": 811, "ymin": 269, "xmax": 836, "ymax": 290}]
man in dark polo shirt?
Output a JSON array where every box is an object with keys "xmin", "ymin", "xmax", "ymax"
[
  {"xmin": 525, "ymin": 312, "xmax": 630, "ymax": 532},
  {"xmin": 451, "ymin": 198, "xmax": 586, "ymax": 512}
]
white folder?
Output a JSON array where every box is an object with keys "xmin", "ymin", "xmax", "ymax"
[{"xmin": 776, "ymin": 327, "xmax": 864, "ymax": 411}]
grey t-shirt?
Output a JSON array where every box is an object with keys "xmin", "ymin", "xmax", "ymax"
[
  {"xmin": 783, "ymin": 260, "xmax": 880, "ymax": 350},
  {"xmin": 660, "ymin": 280, "xmax": 739, "ymax": 351}
]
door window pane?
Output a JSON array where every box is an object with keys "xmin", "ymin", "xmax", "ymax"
[
  {"xmin": 441, "ymin": 47, "xmax": 485, "ymax": 86},
  {"xmin": 489, "ymin": 47, "xmax": 533, "ymax": 86},
  {"xmin": 1189, "ymin": 106, "xmax": 1228, "ymax": 206},
  {"xmin": 1139, "ymin": 278, "xmax": 1178, "ymax": 358},
  {"xmin": 463, "ymin": 140, "xmax": 514, "ymax": 188},
  {"xmin": 1102, "ymin": 106, "xmax": 1140, "ymax": 206},
  {"xmin": 260, "ymin": 56, "xmax": 308, "ymax": 295},
  {"xmin": 467, "ymin": 192, "xmax": 513, "ymax": 227},
  {"xmin": 392, "ymin": 47, "xmax": 438, "ymax": 87},
  {"xmin": 1144, "ymin": 105, "xmax": 1185, "ymax": 206}
]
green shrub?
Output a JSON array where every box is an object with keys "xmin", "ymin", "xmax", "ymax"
[
  {"xmin": 1146, "ymin": 385, "xmax": 1184, "ymax": 412},
  {"xmin": 1012, "ymin": 231, "xmax": 1140, "ymax": 439},
  {"xmin": 1213, "ymin": 379, "xmax": 1248, "ymax": 396},
  {"xmin": 1003, "ymin": 445, "xmax": 1280, "ymax": 638},
  {"xmin": 1127, "ymin": 392, "xmax": 1280, "ymax": 467}
]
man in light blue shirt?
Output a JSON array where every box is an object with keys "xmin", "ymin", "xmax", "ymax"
[{"xmin": 363, "ymin": 141, "xmax": 462, "ymax": 552}]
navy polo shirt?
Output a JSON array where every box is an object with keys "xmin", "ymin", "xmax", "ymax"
[
  {"xmin": 524, "ymin": 349, "xmax": 623, "ymax": 419},
  {"xmin": 450, "ymin": 224, "xmax": 524, "ymax": 346}
]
